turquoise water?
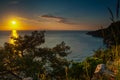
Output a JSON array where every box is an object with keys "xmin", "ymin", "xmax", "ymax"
[{"xmin": 0, "ymin": 30, "xmax": 104, "ymax": 61}]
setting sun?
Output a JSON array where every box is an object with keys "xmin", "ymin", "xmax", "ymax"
[
  {"xmin": 11, "ymin": 20, "xmax": 17, "ymax": 30},
  {"xmin": 9, "ymin": 19, "xmax": 20, "ymax": 30},
  {"xmin": 11, "ymin": 21, "xmax": 16, "ymax": 25}
]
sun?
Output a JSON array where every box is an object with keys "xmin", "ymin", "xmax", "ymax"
[
  {"xmin": 11, "ymin": 21, "xmax": 16, "ymax": 25},
  {"xmin": 7, "ymin": 18, "xmax": 22, "ymax": 30},
  {"xmin": 10, "ymin": 20, "xmax": 19, "ymax": 30}
]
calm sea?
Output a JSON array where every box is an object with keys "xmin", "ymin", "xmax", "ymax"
[{"xmin": 0, "ymin": 30, "xmax": 104, "ymax": 61}]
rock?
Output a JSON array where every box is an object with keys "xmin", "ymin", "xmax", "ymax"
[
  {"xmin": 94, "ymin": 64, "xmax": 105, "ymax": 74},
  {"xmin": 92, "ymin": 64, "xmax": 115, "ymax": 80}
]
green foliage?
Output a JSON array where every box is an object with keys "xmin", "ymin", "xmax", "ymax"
[
  {"xmin": 0, "ymin": 31, "xmax": 71, "ymax": 80},
  {"xmin": 69, "ymin": 62, "xmax": 85, "ymax": 79},
  {"xmin": 69, "ymin": 57, "xmax": 102, "ymax": 80},
  {"xmin": 94, "ymin": 46, "xmax": 120, "ymax": 63},
  {"xmin": 116, "ymin": 65, "xmax": 120, "ymax": 79}
]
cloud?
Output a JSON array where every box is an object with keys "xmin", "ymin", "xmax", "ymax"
[
  {"xmin": 17, "ymin": 15, "xmax": 68, "ymax": 25},
  {"xmin": 14, "ymin": 15, "xmax": 79, "ymax": 28},
  {"xmin": 41, "ymin": 15, "xmax": 63, "ymax": 19},
  {"xmin": 41, "ymin": 15, "xmax": 65, "ymax": 22},
  {"xmin": 16, "ymin": 16, "xmax": 41, "ymax": 24},
  {"xmin": 41, "ymin": 14, "xmax": 79, "ymax": 25}
]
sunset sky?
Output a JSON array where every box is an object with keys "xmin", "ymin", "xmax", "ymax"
[{"xmin": 0, "ymin": 0, "xmax": 116, "ymax": 30}]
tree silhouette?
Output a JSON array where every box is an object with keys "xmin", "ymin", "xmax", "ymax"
[{"xmin": 0, "ymin": 31, "xmax": 71, "ymax": 80}]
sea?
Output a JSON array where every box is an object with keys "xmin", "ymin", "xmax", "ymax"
[{"xmin": 0, "ymin": 30, "xmax": 104, "ymax": 61}]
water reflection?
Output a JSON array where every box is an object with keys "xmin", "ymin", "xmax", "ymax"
[{"xmin": 9, "ymin": 30, "xmax": 18, "ymax": 44}]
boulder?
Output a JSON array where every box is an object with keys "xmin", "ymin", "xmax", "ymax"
[
  {"xmin": 94, "ymin": 64, "xmax": 105, "ymax": 74},
  {"xmin": 92, "ymin": 64, "xmax": 115, "ymax": 80}
]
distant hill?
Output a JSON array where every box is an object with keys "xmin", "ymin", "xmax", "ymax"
[{"xmin": 87, "ymin": 21, "xmax": 120, "ymax": 47}]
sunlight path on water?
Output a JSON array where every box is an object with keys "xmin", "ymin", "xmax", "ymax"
[{"xmin": 9, "ymin": 30, "xmax": 18, "ymax": 44}]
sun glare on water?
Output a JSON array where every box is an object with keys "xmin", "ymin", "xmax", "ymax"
[
  {"xmin": 9, "ymin": 20, "xmax": 19, "ymax": 44},
  {"xmin": 11, "ymin": 30, "xmax": 18, "ymax": 38},
  {"xmin": 9, "ymin": 30, "xmax": 18, "ymax": 44}
]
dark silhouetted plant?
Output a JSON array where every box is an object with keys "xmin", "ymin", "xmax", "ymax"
[
  {"xmin": 108, "ymin": 0, "xmax": 120, "ymax": 22},
  {"xmin": 0, "ymin": 31, "xmax": 71, "ymax": 80}
]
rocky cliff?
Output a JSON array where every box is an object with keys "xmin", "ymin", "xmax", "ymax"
[{"xmin": 87, "ymin": 21, "xmax": 120, "ymax": 47}]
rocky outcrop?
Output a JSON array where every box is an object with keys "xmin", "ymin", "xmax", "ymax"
[
  {"xmin": 87, "ymin": 21, "xmax": 120, "ymax": 47},
  {"xmin": 91, "ymin": 64, "xmax": 115, "ymax": 80}
]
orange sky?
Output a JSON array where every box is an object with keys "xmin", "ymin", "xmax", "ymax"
[
  {"xmin": 0, "ymin": 0, "xmax": 115, "ymax": 31},
  {"xmin": 0, "ymin": 16, "xmax": 101, "ymax": 31}
]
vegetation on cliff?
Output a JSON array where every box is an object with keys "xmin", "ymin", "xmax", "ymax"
[
  {"xmin": 87, "ymin": 21, "xmax": 120, "ymax": 47},
  {"xmin": 87, "ymin": 0, "xmax": 120, "ymax": 47}
]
